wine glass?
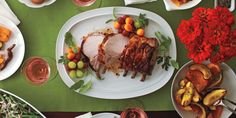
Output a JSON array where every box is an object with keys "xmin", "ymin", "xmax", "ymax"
[
  {"xmin": 73, "ymin": 0, "xmax": 102, "ymax": 11},
  {"xmin": 21, "ymin": 56, "xmax": 57, "ymax": 85}
]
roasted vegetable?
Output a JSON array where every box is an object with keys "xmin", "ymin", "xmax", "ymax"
[
  {"xmin": 207, "ymin": 63, "xmax": 221, "ymax": 76},
  {"xmin": 175, "ymin": 88, "xmax": 186, "ymax": 105},
  {"xmin": 193, "ymin": 90, "xmax": 202, "ymax": 103},
  {"xmin": 207, "ymin": 73, "xmax": 223, "ymax": 89},
  {"xmin": 190, "ymin": 64, "xmax": 212, "ymax": 80},
  {"xmin": 181, "ymin": 82, "xmax": 194, "ymax": 106},
  {"xmin": 191, "ymin": 103, "xmax": 207, "ymax": 118},
  {"xmin": 203, "ymin": 89, "xmax": 226, "ymax": 106},
  {"xmin": 0, "ymin": 44, "xmax": 15, "ymax": 70},
  {"xmin": 186, "ymin": 70, "xmax": 209, "ymax": 92},
  {"xmin": 179, "ymin": 78, "xmax": 188, "ymax": 88}
]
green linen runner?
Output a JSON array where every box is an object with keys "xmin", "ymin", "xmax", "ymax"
[{"xmin": 0, "ymin": 0, "xmax": 235, "ymax": 112}]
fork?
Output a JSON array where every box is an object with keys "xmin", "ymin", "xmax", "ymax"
[{"xmin": 214, "ymin": 98, "xmax": 236, "ymax": 115}]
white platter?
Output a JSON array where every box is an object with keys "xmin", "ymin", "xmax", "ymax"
[
  {"xmin": 163, "ymin": 0, "xmax": 202, "ymax": 11},
  {"xmin": 19, "ymin": 0, "xmax": 56, "ymax": 8},
  {"xmin": 0, "ymin": 16, "xmax": 25, "ymax": 81},
  {"xmin": 0, "ymin": 89, "xmax": 46, "ymax": 118},
  {"xmin": 171, "ymin": 61, "xmax": 236, "ymax": 118},
  {"xmin": 92, "ymin": 113, "xmax": 120, "ymax": 118},
  {"xmin": 56, "ymin": 7, "xmax": 177, "ymax": 99}
]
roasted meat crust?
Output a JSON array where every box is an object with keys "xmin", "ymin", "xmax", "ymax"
[{"xmin": 120, "ymin": 35, "xmax": 158, "ymax": 81}]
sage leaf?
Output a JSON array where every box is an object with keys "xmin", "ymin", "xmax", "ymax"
[
  {"xmin": 171, "ymin": 60, "xmax": 179, "ymax": 69},
  {"xmin": 70, "ymin": 80, "xmax": 84, "ymax": 90},
  {"xmin": 79, "ymin": 80, "xmax": 93, "ymax": 93}
]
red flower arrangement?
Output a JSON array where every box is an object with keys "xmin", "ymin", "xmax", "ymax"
[{"xmin": 177, "ymin": 7, "xmax": 236, "ymax": 63}]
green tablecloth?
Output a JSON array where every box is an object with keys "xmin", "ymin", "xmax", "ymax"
[{"xmin": 1, "ymin": 0, "xmax": 235, "ymax": 112}]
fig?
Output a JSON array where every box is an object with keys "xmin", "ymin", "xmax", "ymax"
[
  {"xmin": 190, "ymin": 103, "xmax": 207, "ymax": 118},
  {"xmin": 190, "ymin": 64, "xmax": 212, "ymax": 80},
  {"xmin": 186, "ymin": 70, "xmax": 208, "ymax": 92},
  {"xmin": 203, "ymin": 89, "xmax": 226, "ymax": 106}
]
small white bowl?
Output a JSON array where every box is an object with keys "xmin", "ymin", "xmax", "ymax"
[
  {"xmin": 19, "ymin": 0, "xmax": 56, "ymax": 8},
  {"xmin": 163, "ymin": 0, "xmax": 202, "ymax": 11},
  {"xmin": 214, "ymin": 0, "xmax": 235, "ymax": 12}
]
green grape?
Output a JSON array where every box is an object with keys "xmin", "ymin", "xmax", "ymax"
[
  {"xmin": 69, "ymin": 70, "xmax": 77, "ymax": 78},
  {"xmin": 76, "ymin": 70, "xmax": 84, "ymax": 78},
  {"xmin": 68, "ymin": 61, "xmax": 76, "ymax": 69},
  {"xmin": 134, "ymin": 21, "xmax": 143, "ymax": 29},
  {"xmin": 77, "ymin": 61, "xmax": 84, "ymax": 69}
]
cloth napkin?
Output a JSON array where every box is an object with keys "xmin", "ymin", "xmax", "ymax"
[
  {"xmin": 124, "ymin": 0, "xmax": 157, "ymax": 5},
  {"xmin": 0, "ymin": 0, "xmax": 20, "ymax": 25},
  {"xmin": 75, "ymin": 112, "xmax": 92, "ymax": 118}
]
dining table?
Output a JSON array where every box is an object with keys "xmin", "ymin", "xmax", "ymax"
[{"xmin": 1, "ymin": 0, "xmax": 236, "ymax": 117}]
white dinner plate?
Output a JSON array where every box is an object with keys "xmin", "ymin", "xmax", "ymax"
[
  {"xmin": 0, "ymin": 16, "xmax": 25, "ymax": 80},
  {"xmin": 56, "ymin": 7, "xmax": 177, "ymax": 99},
  {"xmin": 163, "ymin": 0, "xmax": 202, "ymax": 11},
  {"xmin": 0, "ymin": 89, "xmax": 46, "ymax": 118},
  {"xmin": 171, "ymin": 61, "xmax": 236, "ymax": 118},
  {"xmin": 19, "ymin": 0, "xmax": 56, "ymax": 8},
  {"xmin": 92, "ymin": 113, "xmax": 120, "ymax": 118}
]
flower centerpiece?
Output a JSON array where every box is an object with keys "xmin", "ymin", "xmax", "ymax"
[{"xmin": 177, "ymin": 7, "xmax": 236, "ymax": 63}]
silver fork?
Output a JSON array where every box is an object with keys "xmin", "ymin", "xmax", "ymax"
[{"xmin": 214, "ymin": 98, "xmax": 236, "ymax": 115}]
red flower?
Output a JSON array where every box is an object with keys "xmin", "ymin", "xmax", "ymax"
[
  {"xmin": 177, "ymin": 7, "xmax": 236, "ymax": 63},
  {"xmin": 208, "ymin": 7, "xmax": 235, "ymax": 26},
  {"xmin": 192, "ymin": 7, "xmax": 209, "ymax": 22},
  {"xmin": 177, "ymin": 19, "xmax": 201, "ymax": 44},
  {"xmin": 187, "ymin": 41, "xmax": 213, "ymax": 63},
  {"xmin": 204, "ymin": 21, "xmax": 231, "ymax": 45}
]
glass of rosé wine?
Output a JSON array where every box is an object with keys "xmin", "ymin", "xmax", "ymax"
[
  {"xmin": 21, "ymin": 56, "xmax": 57, "ymax": 85},
  {"xmin": 73, "ymin": 0, "xmax": 97, "ymax": 6}
]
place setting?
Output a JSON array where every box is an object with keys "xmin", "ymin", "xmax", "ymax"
[{"xmin": 0, "ymin": 0, "xmax": 236, "ymax": 118}]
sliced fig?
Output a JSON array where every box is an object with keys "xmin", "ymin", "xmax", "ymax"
[
  {"xmin": 203, "ymin": 89, "xmax": 226, "ymax": 106},
  {"xmin": 190, "ymin": 64, "xmax": 212, "ymax": 80},
  {"xmin": 121, "ymin": 108, "xmax": 148, "ymax": 118}
]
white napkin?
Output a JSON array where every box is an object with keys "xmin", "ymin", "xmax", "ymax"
[
  {"xmin": 0, "ymin": 0, "xmax": 20, "ymax": 25},
  {"xmin": 124, "ymin": 0, "xmax": 157, "ymax": 5},
  {"xmin": 75, "ymin": 112, "xmax": 93, "ymax": 118}
]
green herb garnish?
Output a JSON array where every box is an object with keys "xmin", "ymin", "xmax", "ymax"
[
  {"xmin": 105, "ymin": 8, "xmax": 117, "ymax": 23},
  {"xmin": 70, "ymin": 80, "xmax": 85, "ymax": 90},
  {"xmin": 58, "ymin": 55, "xmax": 70, "ymax": 64},
  {"xmin": 79, "ymin": 80, "xmax": 93, "ymax": 93},
  {"xmin": 155, "ymin": 31, "xmax": 179, "ymax": 70},
  {"xmin": 65, "ymin": 32, "xmax": 78, "ymax": 53}
]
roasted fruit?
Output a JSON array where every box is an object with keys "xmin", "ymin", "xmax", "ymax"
[
  {"xmin": 207, "ymin": 73, "xmax": 223, "ymax": 89},
  {"xmin": 186, "ymin": 70, "xmax": 208, "ymax": 92},
  {"xmin": 190, "ymin": 103, "xmax": 207, "ymax": 118},
  {"xmin": 190, "ymin": 64, "xmax": 212, "ymax": 80},
  {"xmin": 203, "ymin": 89, "xmax": 226, "ymax": 106},
  {"xmin": 0, "ymin": 26, "xmax": 11, "ymax": 42},
  {"xmin": 175, "ymin": 88, "xmax": 186, "ymax": 105},
  {"xmin": 179, "ymin": 78, "xmax": 188, "ymax": 88},
  {"xmin": 193, "ymin": 90, "xmax": 202, "ymax": 103},
  {"xmin": 212, "ymin": 106, "xmax": 223, "ymax": 118},
  {"xmin": 207, "ymin": 63, "xmax": 221, "ymax": 76},
  {"xmin": 181, "ymin": 82, "xmax": 194, "ymax": 106},
  {"xmin": 0, "ymin": 55, "xmax": 4, "ymax": 65}
]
